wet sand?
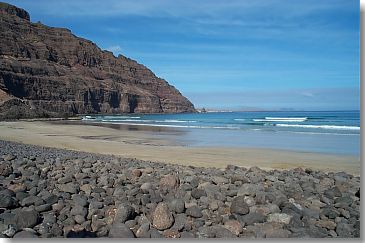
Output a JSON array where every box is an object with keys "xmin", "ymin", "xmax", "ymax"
[{"xmin": 0, "ymin": 121, "xmax": 360, "ymax": 175}]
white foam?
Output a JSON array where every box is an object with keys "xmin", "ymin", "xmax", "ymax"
[
  {"xmin": 275, "ymin": 124, "xmax": 360, "ymax": 131},
  {"xmin": 102, "ymin": 119, "xmax": 152, "ymax": 122},
  {"xmin": 155, "ymin": 120, "xmax": 197, "ymax": 123},
  {"xmin": 253, "ymin": 117, "xmax": 307, "ymax": 122},
  {"xmin": 234, "ymin": 119, "xmax": 246, "ymax": 121}
]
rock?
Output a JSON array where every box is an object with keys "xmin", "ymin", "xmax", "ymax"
[
  {"xmin": 57, "ymin": 175, "xmax": 72, "ymax": 184},
  {"xmin": 109, "ymin": 223, "xmax": 135, "ymax": 238},
  {"xmin": 21, "ymin": 195, "xmax": 43, "ymax": 206},
  {"xmin": 74, "ymin": 215, "xmax": 86, "ymax": 224},
  {"xmin": 0, "ymin": 3, "xmax": 195, "ymax": 120},
  {"xmin": 237, "ymin": 184, "xmax": 263, "ymax": 197},
  {"xmin": 180, "ymin": 231, "xmax": 195, "ymax": 238},
  {"xmin": 149, "ymin": 228, "xmax": 163, "ymax": 238},
  {"xmin": 0, "ymin": 162, "xmax": 12, "ymax": 176},
  {"xmin": 152, "ymin": 202, "xmax": 174, "ymax": 230},
  {"xmin": 213, "ymin": 226, "xmax": 237, "ymax": 238},
  {"xmin": 211, "ymin": 176, "xmax": 228, "ymax": 185},
  {"xmin": 14, "ymin": 209, "xmax": 39, "ymax": 228},
  {"xmin": 230, "ymin": 196, "xmax": 249, "ymax": 215},
  {"xmin": 186, "ymin": 206, "xmax": 203, "ymax": 218},
  {"xmin": 57, "ymin": 183, "xmax": 79, "ymax": 194},
  {"xmin": 72, "ymin": 194, "xmax": 89, "ymax": 207},
  {"xmin": 135, "ymin": 223, "xmax": 150, "ymax": 238},
  {"xmin": 114, "ymin": 204, "xmax": 135, "ymax": 223},
  {"xmin": 224, "ymin": 220, "xmax": 242, "ymax": 236},
  {"xmin": 209, "ymin": 200, "xmax": 220, "ymax": 211},
  {"xmin": 236, "ymin": 212, "xmax": 266, "ymax": 225},
  {"xmin": 191, "ymin": 189, "xmax": 207, "ymax": 199},
  {"xmin": 3, "ymin": 154, "xmax": 16, "ymax": 161},
  {"xmin": 140, "ymin": 182, "xmax": 153, "ymax": 192},
  {"xmin": 71, "ymin": 205, "xmax": 88, "ymax": 218},
  {"xmin": 336, "ymin": 222, "xmax": 353, "ymax": 237},
  {"xmin": 316, "ymin": 220, "xmax": 336, "ymax": 230},
  {"xmin": 159, "ymin": 175, "xmax": 179, "ymax": 189},
  {"xmin": 131, "ymin": 169, "xmax": 142, "ymax": 177},
  {"xmin": 334, "ymin": 197, "xmax": 353, "ymax": 208},
  {"xmin": 0, "ymin": 193, "xmax": 16, "ymax": 208},
  {"xmin": 172, "ymin": 214, "xmax": 187, "ymax": 231},
  {"xmin": 169, "ymin": 198, "xmax": 185, "ymax": 213},
  {"xmin": 13, "ymin": 230, "xmax": 38, "ymax": 238},
  {"xmin": 35, "ymin": 203, "xmax": 52, "ymax": 212},
  {"xmin": 80, "ymin": 184, "xmax": 92, "ymax": 195},
  {"xmin": 163, "ymin": 229, "xmax": 181, "ymax": 238},
  {"xmin": 267, "ymin": 213, "xmax": 292, "ymax": 224}
]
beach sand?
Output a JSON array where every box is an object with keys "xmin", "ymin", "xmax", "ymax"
[{"xmin": 0, "ymin": 121, "xmax": 360, "ymax": 175}]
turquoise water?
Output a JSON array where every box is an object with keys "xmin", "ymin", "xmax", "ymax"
[{"xmin": 81, "ymin": 111, "xmax": 360, "ymax": 155}]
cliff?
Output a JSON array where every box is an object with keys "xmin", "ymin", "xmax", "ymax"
[{"xmin": 0, "ymin": 3, "xmax": 195, "ymax": 119}]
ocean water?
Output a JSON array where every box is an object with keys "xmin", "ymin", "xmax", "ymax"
[{"xmin": 81, "ymin": 111, "xmax": 360, "ymax": 155}]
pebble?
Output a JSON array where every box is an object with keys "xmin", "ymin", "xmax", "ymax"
[{"xmin": 0, "ymin": 140, "xmax": 360, "ymax": 239}]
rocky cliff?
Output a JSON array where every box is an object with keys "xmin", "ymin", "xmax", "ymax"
[{"xmin": 0, "ymin": 3, "xmax": 195, "ymax": 119}]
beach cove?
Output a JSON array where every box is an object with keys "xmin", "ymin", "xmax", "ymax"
[{"xmin": 0, "ymin": 120, "xmax": 360, "ymax": 175}]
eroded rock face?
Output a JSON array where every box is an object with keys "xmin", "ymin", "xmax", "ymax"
[{"xmin": 0, "ymin": 3, "xmax": 195, "ymax": 119}]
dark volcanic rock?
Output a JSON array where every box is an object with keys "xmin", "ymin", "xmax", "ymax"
[
  {"xmin": 0, "ymin": 140, "xmax": 360, "ymax": 239},
  {"xmin": 0, "ymin": 3, "xmax": 195, "ymax": 120},
  {"xmin": 230, "ymin": 196, "xmax": 249, "ymax": 215},
  {"xmin": 109, "ymin": 223, "xmax": 135, "ymax": 238}
]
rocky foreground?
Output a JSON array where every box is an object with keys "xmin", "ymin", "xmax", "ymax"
[{"xmin": 0, "ymin": 140, "xmax": 360, "ymax": 238}]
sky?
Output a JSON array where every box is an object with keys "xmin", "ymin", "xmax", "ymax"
[{"xmin": 5, "ymin": 0, "xmax": 360, "ymax": 110}]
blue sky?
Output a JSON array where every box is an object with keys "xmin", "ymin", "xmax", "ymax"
[{"xmin": 6, "ymin": 0, "xmax": 360, "ymax": 110}]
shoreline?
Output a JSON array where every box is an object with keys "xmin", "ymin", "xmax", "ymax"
[{"xmin": 0, "ymin": 121, "xmax": 360, "ymax": 175}]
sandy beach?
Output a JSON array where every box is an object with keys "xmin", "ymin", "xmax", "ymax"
[{"xmin": 0, "ymin": 121, "xmax": 360, "ymax": 175}]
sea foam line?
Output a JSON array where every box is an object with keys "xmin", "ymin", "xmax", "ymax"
[{"xmin": 275, "ymin": 124, "xmax": 360, "ymax": 131}]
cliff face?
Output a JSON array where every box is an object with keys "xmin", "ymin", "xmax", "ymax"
[{"xmin": 0, "ymin": 3, "xmax": 195, "ymax": 119}]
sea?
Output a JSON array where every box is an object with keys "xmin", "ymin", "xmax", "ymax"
[{"xmin": 81, "ymin": 111, "xmax": 360, "ymax": 156}]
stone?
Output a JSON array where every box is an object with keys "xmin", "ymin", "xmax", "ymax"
[
  {"xmin": 224, "ymin": 220, "xmax": 242, "ymax": 236},
  {"xmin": 0, "ymin": 193, "xmax": 16, "ymax": 208},
  {"xmin": 3, "ymin": 154, "xmax": 16, "ymax": 161},
  {"xmin": 71, "ymin": 205, "xmax": 88, "ymax": 218},
  {"xmin": 186, "ymin": 206, "xmax": 203, "ymax": 218},
  {"xmin": 14, "ymin": 209, "xmax": 39, "ymax": 228},
  {"xmin": 316, "ymin": 220, "xmax": 336, "ymax": 230},
  {"xmin": 131, "ymin": 169, "xmax": 142, "ymax": 177},
  {"xmin": 230, "ymin": 196, "xmax": 249, "ymax": 215},
  {"xmin": 172, "ymin": 214, "xmax": 187, "ymax": 231},
  {"xmin": 152, "ymin": 202, "xmax": 174, "ymax": 230},
  {"xmin": 109, "ymin": 223, "xmax": 135, "ymax": 238},
  {"xmin": 13, "ymin": 230, "xmax": 38, "ymax": 238},
  {"xmin": 135, "ymin": 223, "xmax": 150, "ymax": 238},
  {"xmin": 140, "ymin": 182, "xmax": 153, "ymax": 191},
  {"xmin": 236, "ymin": 212, "xmax": 266, "ymax": 225},
  {"xmin": 163, "ymin": 229, "xmax": 181, "ymax": 238},
  {"xmin": 213, "ymin": 226, "xmax": 237, "ymax": 238},
  {"xmin": 191, "ymin": 189, "xmax": 207, "ymax": 199},
  {"xmin": 80, "ymin": 184, "xmax": 92, "ymax": 195},
  {"xmin": 267, "ymin": 213, "xmax": 292, "ymax": 225},
  {"xmin": 57, "ymin": 175, "xmax": 72, "ymax": 184},
  {"xmin": 0, "ymin": 162, "xmax": 13, "ymax": 176},
  {"xmin": 169, "ymin": 198, "xmax": 185, "ymax": 213},
  {"xmin": 336, "ymin": 222, "xmax": 353, "ymax": 238},
  {"xmin": 159, "ymin": 175, "xmax": 179, "ymax": 189},
  {"xmin": 114, "ymin": 204, "xmax": 135, "ymax": 223},
  {"xmin": 21, "ymin": 195, "xmax": 44, "ymax": 206},
  {"xmin": 58, "ymin": 183, "xmax": 79, "ymax": 194},
  {"xmin": 72, "ymin": 194, "xmax": 89, "ymax": 207}
]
